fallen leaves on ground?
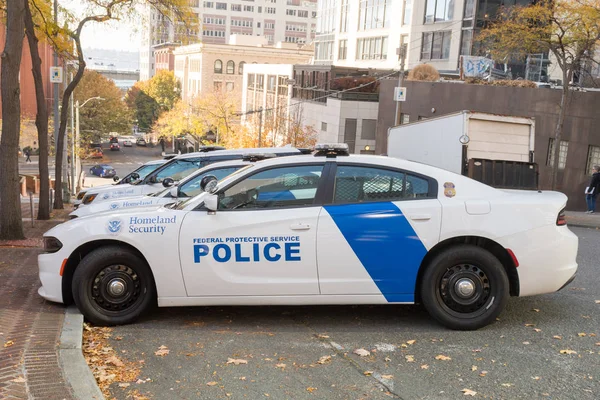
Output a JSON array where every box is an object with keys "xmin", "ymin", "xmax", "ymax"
[
  {"xmin": 82, "ymin": 323, "xmax": 141, "ymax": 398},
  {"xmin": 306, "ymin": 387, "xmax": 317, "ymax": 393},
  {"xmin": 11, "ymin": 376, "xmax": 25, "ymax": 383},
  {"xmin": 595, "ymin": 300, "xmax": 600, "ymax": 304},
  {"xmin": 382, "ymin": 374, "xmax": 394, "ymax": 379},
  {"xmin": 227, "ymin": 358, "xmax": 248, "ymax": 365},
  {"xmin": 315, "ymin": 334, "xmax": 330, "ymax": 339},
  {"xmin": 559, "ymin": 349, "xmax": 577, "ymax": 355},
  {"xmin": 275, "ymin": 363, "xmax": 286, "ymax": 369},
  {"xmin": 317, "ymin": 355, "xmax": 332, "ymax": 364},
  {"xmin": 524, "ymin": 323, "xmax": 535, "ymax": 327},
  {"xmin": 353, "ymin": 348, "xmax": 370, "ymax": 357},
  {"xmin": 421, "ymin": 364, "xmax": 429, "ymax": 370},
  {"xmin": 471, "ymin": 365, "xmax": 478, "ymax": 372},
  {"xmin": 553, "ymin": 335, "xmax": 562, "ymax": 340},
  {"xmin": 578, "ymin": 333, "xmax": 587, "ymax": 337},
  {"xmin": 154, "ymin": 345, "xmax": 170, "ymax": 357},
  {"xmin": 3, "ymin": 340, "xmax": 14, "ymax": 348},
  {"xmin": 534, "ymin": 328, "xmax": 542, "ymax": 333},
  {"xmin": 462, "ymin": 388, "xmax": 477, "ymax": 396},
  {"xmin": 405, "ymin": 355, "xmax": 415, "ymax": 362},
  {"xmin": 479, "ymin": 371, "xmax": 488, "ymax": 377},
  {"xmin": 406, "ymin": 340, "xmax": 416, "ymax": 345},
  {"xmin": 363, "ymin": 371, "xmax": 373, "ymax": 376},
  {"xmin": 532, "ymin": 376, "xmax": 541, "ymax": 380},
  {"xmin": 501, "ymin": 383, "xmax": 513, "ymax": 387},
  {"xmin": 532, "ymin": 308, "xmax": 540, "ymax": 312},
  {"xmin": 435, "ymin": 355, "xmax": 451, "ymax": 361},
  {"xmin": 206, "ymin": 381, "xmax": 218, "ymax": 386}
]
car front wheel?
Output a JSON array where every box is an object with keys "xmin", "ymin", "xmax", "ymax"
[
  {"xmin": 420, "ymin": 245, "xmax": 509, "ymax": 330},
  {"xmin": 72, "ymin": 246, "xmax": 156, "ymax": 325}
]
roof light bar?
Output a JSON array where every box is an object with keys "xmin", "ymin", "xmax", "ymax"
[
  {"xmin": 242, "ymin": 153, "xmax": 277, "ymax": 162},
  {"xmin": 198, "ymin": 146, "xmax": 226, "ymax": 152},
  {"xmin": 314, "ymin": 143, "xmax": 350, "ymax": 158}
]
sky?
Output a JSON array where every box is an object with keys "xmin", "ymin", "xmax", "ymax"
[{"xmin": 63, "ymin": 0, "xmax": 142, "ymax": 52}]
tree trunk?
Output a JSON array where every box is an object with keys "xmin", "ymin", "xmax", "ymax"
[
  {"xmin": 0, "ymin": 0, "xmax": 26, "ymax": 239},
  {"xmin": 550, "ymin": 69, "xmax": 572, "ymax": 190},
  {"xmin": 54, "ymin": 37, "xmax": 86, "ymax": 209},
  {"xmin": 24, "ymin": 0, "xmax": 50, "ymax": 220}
]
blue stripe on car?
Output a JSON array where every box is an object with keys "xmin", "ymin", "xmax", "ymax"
[{"xmin": 324, "ymin": 202, "xmax": 427, "ymax": 302}]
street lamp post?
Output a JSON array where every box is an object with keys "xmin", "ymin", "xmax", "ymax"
[{"xmin": 73, "ymin": 97, "xmax": 104, "ymax": 193}]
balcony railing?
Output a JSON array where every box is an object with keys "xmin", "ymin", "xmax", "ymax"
[{"xmin": 292, "ymin": 87, "xmax": 379, "ymax": 103}]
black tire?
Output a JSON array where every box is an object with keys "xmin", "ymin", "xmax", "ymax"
[
  {"xmin": 72, "ymin": 246, "xmax": 156, "ymax": 326},
  {"xmin": 420, "ymin": 245, "xmax": 509, "ymax": 330}
]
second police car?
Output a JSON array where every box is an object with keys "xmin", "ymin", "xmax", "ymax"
[
  {"xmin": 69, "ymin": 154, "xmax": 277, "ymax": 219},
  {"xmin": 39, "ymin": 144, "xmax": 578, "ymax": 330}
]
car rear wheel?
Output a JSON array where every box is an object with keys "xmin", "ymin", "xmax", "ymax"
[
  {"xmin": 420, "ymin": 245, "xmax": 509, "ymax": 330},
  {"xmin": 72, "ymin": 246, "xmax": 156, "ymax": 326}
]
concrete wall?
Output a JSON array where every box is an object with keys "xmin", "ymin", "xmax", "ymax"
[{"xmin": 376, "ymin": 80, "xmax": 600, "ymax": 210}]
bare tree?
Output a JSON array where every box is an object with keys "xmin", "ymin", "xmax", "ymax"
[{"xmin": 0, "ymin": 0, "xmax": 26, "ymax": 239}]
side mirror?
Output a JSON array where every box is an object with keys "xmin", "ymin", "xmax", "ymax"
[
  {"xmin": 204, "ymin": 193, "xmax": 218, "ymax": 211},
  {"xmin": 162, "ymin": 177, "xmax": 175, "ymax": 188},
  {"xmin": 200, "ymin": 175, "xmax": 218, "ymax": 194},
  {"xmin": 130, "ymin": 172, "xmax": 140, "ymax": 181},
  {"xmin": 170, "ymin": 187, "xmax": 178, "ymax": 198},
  {"xmin": 113, "ymin": 176, "xmax": 120, "ymax": 182}
]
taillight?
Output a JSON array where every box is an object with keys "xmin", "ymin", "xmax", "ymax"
[{"xmin": 557, "ymin": 208, "xmax": 567, "ymax": 226}]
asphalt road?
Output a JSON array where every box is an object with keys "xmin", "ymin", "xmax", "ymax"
[{"xmin": 104, "ymin": 227, "xmax": 600, "ymax": 400}]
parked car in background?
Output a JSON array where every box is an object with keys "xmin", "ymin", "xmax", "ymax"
[
  {"xmin": 109, "ymin": 136, "xmax": 119, "ymax": 144},
  {"xmin": 136, "ymin": 138, "xmax": 146, "ymax": 147},
  {"xmin": 110, "ymin": 143, "xmax": 120, "ymax": 151},
  {"xmin": 89, "ymin": 164, "xmax": 116, "ymax": 178},
  {"xmin": 123, "ymin": 140, "xmax": 132, "ymax": 147}
]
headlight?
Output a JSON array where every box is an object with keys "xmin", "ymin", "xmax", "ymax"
[
  {"xmin": 77, "ymin": 191, "xmax": 87, "ymax": 200},
  {"xmin": 43, "ymin": 237, "xmax": 63, "ymax": 253},
  {"xmin": 82, "ymin": 194, "xmax": 98, "ymax": 204}
]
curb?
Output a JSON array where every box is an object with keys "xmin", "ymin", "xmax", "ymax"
[{"xmin": 59, "ymin": 306, "xmax": 104, "ymax": 400}]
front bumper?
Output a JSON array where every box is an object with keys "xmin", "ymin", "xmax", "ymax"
[{"xmin": 38, "ymin": 252, "xmax": 65, "ymax": 303}]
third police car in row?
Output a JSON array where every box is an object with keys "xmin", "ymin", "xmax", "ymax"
[{"xmin": 39, "ymin": 144, "xmax": 578, "ymax": 330}]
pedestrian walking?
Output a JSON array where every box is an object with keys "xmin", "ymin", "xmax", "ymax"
[
  {"xmin": 24, "ymin": 148, "xmax": 31, "ymax": 163},
  {"xmin": 585, "ymin": 165, "xmax": 600, "ymax": 213}
]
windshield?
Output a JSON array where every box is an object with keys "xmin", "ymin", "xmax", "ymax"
[
  {"xmin": 178, "ymin": 167, "xmax": 242, "ymax": 197},
  {"xmin": 173, "ymin": 165, "xmax": 255, "ymax": 210},
  {"xmin": 152, "ymin": 159, "xmax": 202, "ymax": 183},
  {"xmin": 120, "ymin": 163, "xmax": 163, "ymax": 184}
]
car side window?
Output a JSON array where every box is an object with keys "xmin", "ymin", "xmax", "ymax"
[
  {"xmin": 333, "ymin": 165, "xmax": 430, "ymax": 204},
  {"xmin": 178, "ymin": 167, "xmax": 241, "ymax": 198},
  {"xmin": 155, "ymin": 159, "xmax": 202, "ymax": 182},
  {"xmin": 218, "ymin": 165, "xmax": 324, "ymax": 210}
]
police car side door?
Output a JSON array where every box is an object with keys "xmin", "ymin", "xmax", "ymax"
[
  {"xmin": 317, "ymin": 163, "xmax": 441, "ymax": 302},
  {"xmin": 178, "ymin": 162, "xmax": 329, "ymax": 297}
]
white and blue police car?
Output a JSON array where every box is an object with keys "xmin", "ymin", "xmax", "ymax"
[
  {"xmin": 74, "ymin": 159, "xmax": 167, "ymax": 208},
  {"xmin": 78, "ymin": 146, "xmax": 309, "ymax": 206},
  {"xmin": 69, "ymin": 154, "xmax": 279, "ymax": 219},
  {"xmin": 39, "ymin": 144, "xmax": 578, "ymax": 330}
]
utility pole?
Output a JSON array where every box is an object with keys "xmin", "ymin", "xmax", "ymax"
[
  {"xmin": 53, "ymin": 0, "xmax": 65, "ymax": 201},
  {"xmin": 70, "ymin": 71, "xmax": 75, "ymax": 194},
  {"xmin": 257, "ymin": 107, "xmax": 263, "ymax": 147},
  {"xmin": 394, "ymin": 43, "xmax": 408, "ymax": 126}
]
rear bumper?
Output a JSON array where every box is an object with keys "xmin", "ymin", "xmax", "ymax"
[{"xmin": 498, "ymin": 225, "xmax": 578, "ymax": 297}]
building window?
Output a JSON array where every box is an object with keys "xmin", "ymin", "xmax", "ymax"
[
  {"xmin": 314, "ymin": 40, "xmax": 334, "ymax": 61},
  {"xmin": 226, "ymin": 82, "xmax": 234, "ymax": 92},
  {"xmin": 214, "ymin": 81, "xmax": 223, "ymax": 91},
  {"xmin": 216, "ymin": 2, "xmax": 227, "ymax": 9},
  {"xmin": 401, "ymin": 113, "xmax": 410, "ymax": 124},
  {"xmin": 214, "ymin": 59, "xmax": 223, "ymax": 73},
  {"xmin": 247, "ymin": 73, "xmax": 255, "ymax": 88},
  {"xmin": 231, "ymin": 4, "xmax": 242, "ymax": 11},
  {"xmin": 464, "ymin": 0, "xmax": 475, "ymax": 19},
  {"xmin": 238, "ymin": 61, "xmax": 246, "ymax": 74},
  {"xmin": 203, "ymin": 30, "xmax": 226, "ymax": 37},
  {"xmin": 321, "ymin": 122, "xmax": 327, "ymax": 131},
  {"xmin": 460, "ymin": 29, "xmax": 473, "ymax": 56},
  {"xmin": 356, "ymin": 36, "xmax": 388, "ymax": 60},
  {"xmin": 226, "ymin": 60, "xmax": 235, "ymax": 74},
  {"xmin": 298, "ymin": 10, "xmax": 308, "ymax": 17},
  {"xmin": 403, "ymin": 0, "xmax": 412, "ymax": 25},
  {"xmin": 258, "ymin": 6, "xmax": 262, "ymax": 12},
  {"xmin": 586, "ymin": 146, "xmax": 600, "ymax": 175},
  {"xmin": 204, "ymin": 1, "xmax": 214, "ymax": 7},
  {"xmin": 361, "ymin": 119, "xmax": 376, "ymax": 140},
  {"xmin": 358, "ymin": 0, "xmax": 389, "ymax": 31},
  {"xmin": 420, "ymin": 31, "xmax": 451, "ymax": 60},
  {"xmin": 266, "ymin": 7, "xmax": 276, "ymax": 13},
  {"xmin": 265, "ymin": 22, "xmax": 275, "ymax": 29},
  {"xmin": 286, "ymin": 9, "xmax": 296, "ymax": 16},
  {"xmin": 267, "ymin": 75, "xmax": 276, "ymax": 92},
  {"xmin": 244, "ymin": 5, "xmax": 254, "ymax": 11},
  {"xmin": 424, "ymin": 0, "xmax": 454, "ymax": 24},
  {"xmin": 338, "ymin": 39, "xmax": 347, "ymax": 60},
  {"xmin": 339, "ymin": 0, "xmax": 349, "ymax": 32},
  {"xmin": 203, "ymin": 16, "xmax": 226, "ymax": 25},
  {"xmin": 548, "ymin": 139, "xmax": 569, "ymax": 170}
]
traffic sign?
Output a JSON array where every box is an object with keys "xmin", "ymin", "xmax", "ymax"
[
  {"xmin": 50, "ymin": 67, "xmax": 63, "ymax": 83},
  {"xmin": 394, "ymin": 86, "xmax": 406, "ymax": 102}
]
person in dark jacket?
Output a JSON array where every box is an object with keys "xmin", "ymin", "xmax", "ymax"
[{"xmin": 585, "ymin": 165, "xmax": 600, "ymax": 213}]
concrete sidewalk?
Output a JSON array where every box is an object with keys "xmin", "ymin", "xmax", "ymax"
[
  {"xmin": 0, "ymin": 207, "xmax": 75, "ymax": 399},
  {"xmin": 565, "ymin": 211, "xmax": 600, "ymax": 229}
]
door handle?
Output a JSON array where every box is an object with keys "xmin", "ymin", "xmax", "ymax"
[
  {"xmin": 290, "ymin": 223, "xmax": 311, "ymax": 231},
  {"xmin": 410, "ymin": 214, "xmax": 431, "ymax": 221}
]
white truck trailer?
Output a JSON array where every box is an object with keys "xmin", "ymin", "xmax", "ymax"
[{"xmin": 387, "ymin": 111, "xmax": 538, "ymax": 189}]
